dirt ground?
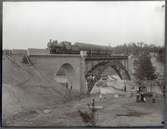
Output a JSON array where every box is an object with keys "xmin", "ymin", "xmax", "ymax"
[
  {"xmin": 2, "ymin": 54, "xmax": 164, "ymax": 127},
  {"xmin": 3, "ymin": 92, "xmax": 164, "ymax": 127}
]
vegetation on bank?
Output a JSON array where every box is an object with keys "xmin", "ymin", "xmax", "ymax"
[{"xmin": 134, "ymin": 53, "xmax": 156, "ymax": 81}]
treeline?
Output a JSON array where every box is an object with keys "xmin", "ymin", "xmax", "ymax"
[
  {"xmin": 112, "ymin": 42, "xmax": 164, "ymax": 55},
  {"xmin": 112, "ymin": 42, "xmax": 165, "ymax": 63},
  {"xmin": 156, "ymin": 47, "xmax": 165, "ymax": 63}
]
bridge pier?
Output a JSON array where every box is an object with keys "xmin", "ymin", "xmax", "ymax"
[
  {"xmin": 80, "ymin": 57, "xmax": 87, "ymax": 94},
  {"xmin": 121, "ymin": 59, "xmax": 129, "ymax": 80}
]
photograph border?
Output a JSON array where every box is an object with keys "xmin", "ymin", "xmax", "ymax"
[{"xmin": 1, "ymin": 0, "xmax": 166, "ymax": 128}]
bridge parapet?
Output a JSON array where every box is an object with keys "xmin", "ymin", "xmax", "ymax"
[
  {"xmin": 27, "ymin": 48, "xmax": 49, "ymax": 56},
  {"xmin": 3, "ymin": 49, "xmax": 27, "ymax": 55},
  {"xmin": 28, "ymin": 54, "xmax": 82, "ymax": 58},
  {"xmin": 85, "ymin": 55, "xmax": 128, "ymax": 60}
]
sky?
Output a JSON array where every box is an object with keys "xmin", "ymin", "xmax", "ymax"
[{"xmin": 3, "ymin": 1, "xmax": 165, "ymax": 49}]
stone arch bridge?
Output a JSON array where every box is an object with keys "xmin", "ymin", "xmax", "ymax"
[{"xmin": 26, "ymin": 49, "xmax": 131, "ymax": 94}]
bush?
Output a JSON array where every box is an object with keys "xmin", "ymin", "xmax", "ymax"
[
  {"xmin": 157, "ymin": 48, "xmax": 165, "ymax": 63},
  {"xmin": 78, "ymin": 99, "xmax": 96, "ymax": 126}
]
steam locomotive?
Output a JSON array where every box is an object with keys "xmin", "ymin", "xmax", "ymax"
[{"xmin": 47, "ymin": 40, "xmax": 113, "ymax": 56}]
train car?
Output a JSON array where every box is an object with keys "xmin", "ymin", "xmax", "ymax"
[
  {"xmin": 74, "ymin": 42, "xmax": 112, "ymax": 56},
  {"xmin": 71, "ymin": 45, "xmax": 80, "ymax": 54},
  {"xmin": 48, "ymin": 40, "xmax": 113, "ymax": 56},
  {"xmin": 74, "ymin": 42, "xmax": 107, "ymax": 51}
]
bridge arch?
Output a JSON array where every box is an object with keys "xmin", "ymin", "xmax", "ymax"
[
  {"xmin": 55, "ymin": 63, "xmax": 78, "ymax": 90},
  {"xmin": 85, "ymin": 61, "xmax": 131, "ymax": 93}
]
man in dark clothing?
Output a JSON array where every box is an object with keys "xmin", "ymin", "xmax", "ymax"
[
  {"xmin": 136, "ymin": 89, "xmax": 140, "ymax": 102},
  {"xmin": 140, "ymin": 92, "xmax": 145, "ymax": 102}
]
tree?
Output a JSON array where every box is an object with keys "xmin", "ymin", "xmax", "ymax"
[
  {"xmin": 157, "ymin": 47, "xmax": 165, "ymax": 63},
  {"xmin": 135, "ymin": 53, "xmax": 155, "ymax": 80}
]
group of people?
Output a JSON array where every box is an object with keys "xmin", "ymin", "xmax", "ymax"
[{"xmin": 136, "ymin": 84, "xmax": 156, "ymax": 103}]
